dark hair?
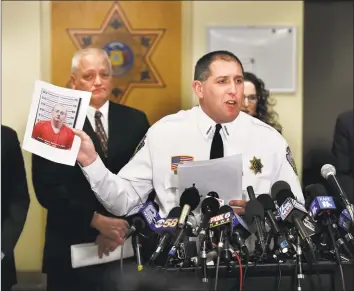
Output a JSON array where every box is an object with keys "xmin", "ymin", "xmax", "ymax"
[
  {"xmin": 244, "ymin": 72, "xmax": 283, "ymax": 133},
  {"xmin": 194, "ymin": 50, "xmax": 244, "ymax": 81}
]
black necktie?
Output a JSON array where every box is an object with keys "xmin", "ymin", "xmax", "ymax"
[
  {"xmin": 210, "ymin": 124, "xmax": 224, "ymax": 159},
  {"xmin": 94, "ymin": 111, "xmax": 108, "ymax": 157}
]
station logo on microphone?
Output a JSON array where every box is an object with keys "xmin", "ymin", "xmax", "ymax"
[{"xmin": 67, "ymin": 2, "xmax": 165, "ymax": 104}]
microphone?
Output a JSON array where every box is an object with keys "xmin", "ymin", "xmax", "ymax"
[
  {"xmin": 246, "ymin": 186, "xmax": 266, "ymax": 253},
  {"xmin": 198, "ymin": 197, "xmax": 220, "ymax": 243},
  {"xmin": 167, "ymin": 187, "xmax": 201, "ymax": 259},
  {"xmin": 276, "ymin": 188, "xmax": 317, "ymax": 260},
  {"xmin": 338, "ymin": 206, "xmax": 354, "ymax": 233},
  {"xmin": 231, "ymin": 213, "xmax": 251, "ymax": 255},
  {"xmin": 124, "ymin": 201, "xmax": 160, "ymax": 240},
  {"xmin": 306, "ymin": 183, "xmax": 353, "ymax": 259},
  {"xmin": 338, "ymin": 206, "xmax": 354, "ymax": 247},
  {"xmin": 257, "ymin": 194, "xmax": 290, "ymax": 253},
  {"xmin": 149, "ymin": 207, "xmax": 181, "ymax": 262},
  {"xmin": 178, "ymin": 186, "xmax": 201, "ymax": 228},
  {"xmin": 321, "ymin": 164, "xmax": 354, "ymax": 222},
  {"xmin": 207, "ymin": 191, "xmax": 224, "ymax": 207},
  {"xmin": 271, "ymin": 180, "xmax": 291, "ymax": 201}
]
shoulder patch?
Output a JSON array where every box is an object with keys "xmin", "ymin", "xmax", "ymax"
[{"xmin": 286, "ymin": 146, "xmax": 298, "ymax": 175}]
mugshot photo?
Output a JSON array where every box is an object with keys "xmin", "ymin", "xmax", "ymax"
[{"xmin": 31, "ymin": 89, "xmax": 81, "ymax": 150}]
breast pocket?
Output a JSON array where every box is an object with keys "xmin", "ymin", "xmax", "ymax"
[{"xmin": 163, "ymin": 172, "xmax": 180, "ymax": 207}]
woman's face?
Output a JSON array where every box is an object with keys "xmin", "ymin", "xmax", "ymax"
[{"xmin": 241, "ymin": 81, "xmax": 258, "ymax": 116}]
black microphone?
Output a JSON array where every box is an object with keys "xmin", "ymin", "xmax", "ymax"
[
  {"xmin": 168, "ymin": 186, "xmax": 201, "ymax": 258},
  {"xmin": 124, "ymin": 201, "xmax": 160, "ymax": 240},
  {"xmin": 149, "ymin": 207, "xmax": 181, "ymax": 262},
  {"xmin": 178, "ymin": 186, "xmax": 201, "ymax": 228},
  {"xmin": 275, "ymin": 186, "xmax": 317, "ymax": 262},
  {"xmin": 305, "ymin": 184, "xmax": 353, "ymax": 259},
  {"xmin": 198, "ymin": 197, "xmax": 220, "ymax": 243},
  {"xmin": 257, "ymin": 194, "xmax": 290, "ymax": 254},
  {"xmin": 246, "ymin": 186, "xmax": 266, "ymax": 253},
  {"xmin": 271, "ymin": 180, "xmax": 291, "ymax": 202},
  {"xmin": 321, "ymin": 164, "xmax": 354, "ymax": 222},
  {"xmin": 207, "ymin": 191, "xmax": 219, "ymax": 199}
]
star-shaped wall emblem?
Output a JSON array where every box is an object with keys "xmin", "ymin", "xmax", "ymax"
[{"xmin": 67, "ymin": 1, "xmax": 165, "ymax": 104}]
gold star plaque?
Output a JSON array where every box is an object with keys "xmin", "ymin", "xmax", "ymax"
[
  {"xmin": 67, "ymin": 2, "xmax": 165, "ymax": 104},
  {"xmin": 250, "ymin": 156, "xmax": 263, "ymax": 175}
]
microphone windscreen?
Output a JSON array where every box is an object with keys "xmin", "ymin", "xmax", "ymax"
[
  {"xmin": 180, "ymin": 186, "xmax": 201, "ymax": 210},
  {"xmin": 275, "ymin": 189, "xmax": 295, "ymax": 207},
  {"xmin": 321, "ymin": 164, "xmax": 336, "ymax": 179},
  {"xmin": 218, "ymin": 204, "xmax": 233, "ymax": 214},
  {"xmin": 257, "ymin": 194, "xmax": 276, "ymax": 211},
  {"xmin": 132, "ymin": 217, "xmax": 146, "ymax": 231},
  {"xmin": 304, "ymin": 183, "xmax": 328, "ymax": 208},
  {"xmin": 201, "ymin": 197, "xmax": 220, "ymax": 215},
  {"xmin": 245, "ymin": 200, "xmax": 264, "ymax": 220},
  {"xmin": 167, "ymin": 206, "xmax": 181, "ymax": 218},
  {"xmin": 271, "ymin": 181, "xmax": 291, "ymax": 200},
  {"xmin": 207, "ymin": 191, "xmax": 219, "ymax": 198}
]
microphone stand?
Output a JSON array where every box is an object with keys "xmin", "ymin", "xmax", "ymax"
[
  {"xmin": 135, "ymin": 234, "xmax": 143, "ymax": 272},
  {"xmin": 296, "ymin": 235, "xmax": 304, "ymax": 291},
  {"xmin": 326, "ymin": 217, "xmax": 347, "ymax": 291},
  {"xmin": 200, "ymin": 240, "xmax": 208, "ymax": 283}
]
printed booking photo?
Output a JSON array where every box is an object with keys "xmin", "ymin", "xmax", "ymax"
[{"xmin": 31, "ymin": 103, "xmax": 75, "ymax": 150}]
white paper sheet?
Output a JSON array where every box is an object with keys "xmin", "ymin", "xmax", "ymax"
[
  {"xmin": 177, "ymin": 155, "xmax": 243, "ymax": 211},
  {"xmin": 70, "ymin": 237, "xmax": 134, "ymax": 269},
  {"xmin": 22, "ymin": 80, "xmax": 91, "ymax": 166}
]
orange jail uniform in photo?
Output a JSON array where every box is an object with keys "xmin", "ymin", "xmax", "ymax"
[{"xmin": 32, "ymin": 120, "xmax": 74, "ymax": 150}]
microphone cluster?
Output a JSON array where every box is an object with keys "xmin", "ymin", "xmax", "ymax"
[{"xmin": 121, "ymin": 164, "xmax": 353, "ymax": 290}]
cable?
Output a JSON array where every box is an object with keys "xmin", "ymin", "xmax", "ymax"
[
  {"xmin": 275, "ymin": 259, "xmax": 282, "ymax": 291},
  {"xmin": 213, "ymin": 253, "xmax": 221, "ymax": 291},
  {"xmin": 233, "ymin": 251, "xmax": 243, "ymax": 291},
  {"xmin": 327, "ymin": 219, "xmax": 346, "ymax": 291},
  {"xmin": 241, "ymin": 256, "xmax": 249, "ymax": 291}
]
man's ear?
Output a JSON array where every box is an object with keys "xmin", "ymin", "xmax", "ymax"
[
  {"xmin": 69, "ymin": 75, "xmax": 75, "ymax": 89},
  {"xmin": 192, "ymin": 80, "xmax": 204, "ymax": 100}
]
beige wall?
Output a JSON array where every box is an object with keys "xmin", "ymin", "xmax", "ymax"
[
  {"xmin": 2, "ymin": 0, "xmax": 303, "ymax": 271},
  {"xmin": 1, "ymin": 1, "xmax": 51, "ymax": 270},
  {"xmin": 181, "ymin": 1, "xmax": 304, "ymax": 178}
]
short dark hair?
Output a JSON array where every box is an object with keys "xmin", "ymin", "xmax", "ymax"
[{"xmin": 194, "ymin": 50, "xmax": 244, "ymax": 81}]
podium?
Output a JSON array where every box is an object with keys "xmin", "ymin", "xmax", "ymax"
[{"xmin": 161, "ymin": 261, "xmax": 354, "ymax": 291}]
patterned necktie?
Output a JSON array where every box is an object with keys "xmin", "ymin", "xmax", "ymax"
[
  {"xmin": 210, "ymin": 124, "xmax": 224, "ymax": 159},
  {"xmin": 94, "ymin": 111, "xmax": 108, "ymax": 157}
]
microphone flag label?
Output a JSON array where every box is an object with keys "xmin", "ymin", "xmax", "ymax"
[{"xmin": 209, "ymin": 212, "xmax": 232, "ymax": 228}]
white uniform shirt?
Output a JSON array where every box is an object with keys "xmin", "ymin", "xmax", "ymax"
[{"xmin": 82, "ymin": 106, "xmax": 304, "ymax": 217}]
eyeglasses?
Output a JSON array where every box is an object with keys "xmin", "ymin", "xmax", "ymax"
[{"xmin": 244, "ymin": 95, "xmax": 258, "ymax": 103}]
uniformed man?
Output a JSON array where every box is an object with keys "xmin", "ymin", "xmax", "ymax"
[{"xmin": 73, "ymin": 50, "xmax": 304, "ymax": 220}]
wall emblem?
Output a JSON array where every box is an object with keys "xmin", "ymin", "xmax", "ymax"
[{"xmin": 67, "ymin": 1, "xmax": 165, "ymax": 103}]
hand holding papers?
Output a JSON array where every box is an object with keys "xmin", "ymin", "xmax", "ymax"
[
  {"xmin": 22, "ymin": 80, "xmax": 91, "ymax": 166},
  {"xmin": 177, "ymin": 155, "xmax": 244, "ymax": 213}
]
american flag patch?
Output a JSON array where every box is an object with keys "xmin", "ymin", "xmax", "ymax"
[{"xmin": 171, "ymin": 156, "xmax": 194, "ymax": 171}]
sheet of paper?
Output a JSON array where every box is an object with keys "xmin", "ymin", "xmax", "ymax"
[
  {"xmin": 70, "ymin": 237, "xmax": 134, "ymax": 268},
  {"xmin": 22, "ymin": 80, "xmax": 91, "ymax": 166},
  {"xmin": 177, "ymin": 155, "xmax": 243, "ymax": 211}
]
